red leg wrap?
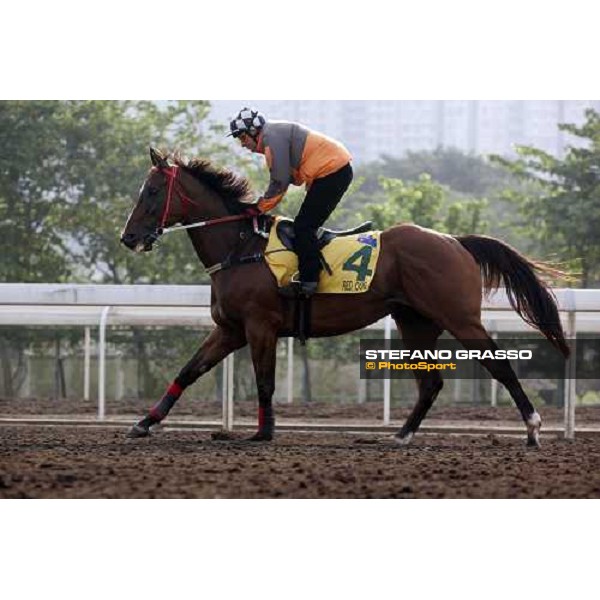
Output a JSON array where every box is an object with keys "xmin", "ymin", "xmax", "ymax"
[{"xmin": 167, "ymin": 381, "xmax": 183, "ymax": 398}]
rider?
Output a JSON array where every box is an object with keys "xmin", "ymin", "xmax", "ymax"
[{"xmin": 227, "ymin": 107, "xmax": 353, "ymax": 297}]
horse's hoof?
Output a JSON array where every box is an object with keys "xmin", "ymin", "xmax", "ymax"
[
  {"xmin": 246, "ymin": 432, "xmax": 273, "ymax": 442},
  {"xmin": 393, "ymin": 431, "xmax": 414, "ymax": 446},
  {"xmin": 526, "ymin": 412, "xmax": 541, "ymax": 449},
  {"xmin": 127, "ymin": 424, "xmax": 150, "ymax": 438}
]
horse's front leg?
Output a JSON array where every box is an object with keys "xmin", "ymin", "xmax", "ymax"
[
  {"xmin": 128, "ymin": 326, "xmax": 246, "ymax": 438},
  {"xmin": 245, "ymin": 321, "xmax": 279, "ymax": 442}
]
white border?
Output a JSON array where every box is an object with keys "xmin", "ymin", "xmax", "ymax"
[
  {"xmin": 2, "ymin": 1, "xmax": 599, "ymax": 99},
  {"xmin": 2, "ymin": 2, "xmax": 597, "ymax": 598},
  {"xmin": 1, "ymin": 501, "xmax": 597, "ymax": 599}
]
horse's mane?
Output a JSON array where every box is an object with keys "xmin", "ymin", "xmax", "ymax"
[{"xmin": 174, "ymin": 154, "xmax": 254, "ymax": 214}]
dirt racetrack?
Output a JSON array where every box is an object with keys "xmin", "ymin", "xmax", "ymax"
[{"xmin": 2, "ymin": 423, "xmax": 600, "ymax": 498}]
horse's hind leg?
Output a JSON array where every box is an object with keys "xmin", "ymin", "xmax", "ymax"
[
  {"xmin": 392, "ymin": 306, "xmax": 444, "ymax": 446},
  {"xmin": 128, "ymin": 326, "xmax": 246, "ymax": 438},
  {"xmin": 449, "ymin": 322, "xmax": 541, "ymax": 447}
]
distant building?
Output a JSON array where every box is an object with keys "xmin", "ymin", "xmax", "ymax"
[{"xmin": 210, "ymin": 100, "xmax": 600, "ymax": 164}]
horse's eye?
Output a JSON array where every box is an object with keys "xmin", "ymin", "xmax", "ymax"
[{"xmin": 147, "ymin": 186, "xmax": 158, "ymax": 196}]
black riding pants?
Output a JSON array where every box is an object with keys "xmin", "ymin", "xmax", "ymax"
[{"xmin": 294, "ymin": 162, "xmax": 353, "ymax": 282}]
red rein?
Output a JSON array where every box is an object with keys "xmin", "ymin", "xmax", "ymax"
[{"xmin": 154, "ymin": 166, "xmax": 251, "ymax": 232}]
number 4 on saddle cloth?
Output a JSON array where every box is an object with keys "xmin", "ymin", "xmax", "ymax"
[{"xmin": 265, "ymin": 217, "xmax": 382, "ymax": 293}]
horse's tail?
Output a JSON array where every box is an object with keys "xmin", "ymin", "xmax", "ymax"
[{"xmin": 456, "ymin": 234, "xmax": 570, "ymax": 358}]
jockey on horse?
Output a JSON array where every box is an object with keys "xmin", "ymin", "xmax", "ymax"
[{"xmin": 228, "ymin": 107, "xmax": 353, "ymax": 298}]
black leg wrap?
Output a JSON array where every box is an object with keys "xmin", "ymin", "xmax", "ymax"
[
  {"xmin": 260, "ymin": 415, "xmax": 275, "ymax": 436},
  {"xmin": 248, "ymin": 409, "xmax": 275, "ymax": 442},
  {"xmin": 149, "ymin": 394, "xmax": 179, "ymax": 421}
]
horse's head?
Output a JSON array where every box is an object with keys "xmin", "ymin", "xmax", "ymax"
[
  {"xmin": 121, "ymin": 147, "xmax": 254, "ymax": 253},
  {"xmin": 121, "ymin": 147, "xmax": 189, "ymax": 252}
]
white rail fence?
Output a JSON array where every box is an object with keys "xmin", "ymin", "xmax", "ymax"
[{"xmin": 1, "ymin": 284, "xmax": 600, "ymax": 438}]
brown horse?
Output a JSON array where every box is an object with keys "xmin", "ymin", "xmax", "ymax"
[{"xmin": 121, "ymin": 147, "xmax": 569, "ymax": 447}]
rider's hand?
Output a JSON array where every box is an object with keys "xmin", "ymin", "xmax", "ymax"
[{"xmin": 244, "ymin": 202, "xmax": 262, "ymax": 217}]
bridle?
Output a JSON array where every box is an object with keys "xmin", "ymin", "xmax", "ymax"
[
  {"xmin": 145, "ymin": 165, "xmax": 268, "ymax": 275},
  {"xmin": 150, "ymin": 165, "xmax": 251, "ymax": 239}
]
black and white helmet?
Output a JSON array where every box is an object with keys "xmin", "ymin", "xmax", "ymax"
[{"xmin": 227, "ymin": 107, "xmax": 266, "ymax": 138}]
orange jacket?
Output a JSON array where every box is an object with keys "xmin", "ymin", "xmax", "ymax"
[{"xmin": 256, "ymin": 120, "xmax": 352, "ymax": 213}]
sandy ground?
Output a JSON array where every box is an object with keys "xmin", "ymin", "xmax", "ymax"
[
  {"xmin": 2, "ymin": 395, "xmax": 599, "ymax": 499},
  {"xmin": 2, "ymin": 423, "xmax": 600, "ymax": 498}
]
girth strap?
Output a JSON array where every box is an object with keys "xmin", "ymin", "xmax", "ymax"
[
  {"xmin": 295, "ymin": 295, "xmax": 312, "ymax": 345},
  {"xmin": 206, "ymin": 252, "xmax": 265, "ymax": 275}
]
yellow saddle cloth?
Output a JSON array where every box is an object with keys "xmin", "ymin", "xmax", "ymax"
[{"xmin": 265, "ymin": 217, "xmax": 382, "ymax": 294}]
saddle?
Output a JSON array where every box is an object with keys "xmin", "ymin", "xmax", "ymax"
[
  {"xmin": 273, "ymin": 218, "xmax": 373, "ymax": 252},
  {"xmin": 265, "ymin": 218, "xmax": 374, "ymax": 345}
]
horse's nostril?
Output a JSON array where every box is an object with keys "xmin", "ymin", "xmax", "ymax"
[{"xmin": 121, "ymin": 233, "xmax": 137, "ymax": 248}]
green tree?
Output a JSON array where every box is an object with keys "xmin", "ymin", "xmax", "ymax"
[
  {"xmin": 491, "ymin": 108, "xmax": 600, "ymax": 286},
  {"xmin": 0, "ymin": 101, "xmax": 259, "ymax": 398},
  {"xmin": 360, "ymin": 173, "xmax": 488, "ymax": 234},
  {"xmin": 1, "ymin": 101, "xmax": 75, "ymax": 396},
  {"xmin": 0, "ymin": 101, "xmax": 73, "ymax": 283},
  {"xmin": 0, "ymin": 100, "xmax": 250, "ymax": 286},
  {"xmin": 58, "ymin": 101, "xmax": 228, "ymax": 285}
]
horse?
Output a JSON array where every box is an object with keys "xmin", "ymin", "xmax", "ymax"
[{"xmin": 120, "ymin": 147, "xmax": 569, "ymax": 447}]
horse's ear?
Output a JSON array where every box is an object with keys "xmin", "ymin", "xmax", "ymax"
[{"xmin": 150, "ymin": 147, "xmax": 168, "ymax": 168}]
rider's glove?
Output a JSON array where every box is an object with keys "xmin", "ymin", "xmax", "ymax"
[{"xmin": 244, "ymin": 203, "xmax": 262, "ymax": 217}]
